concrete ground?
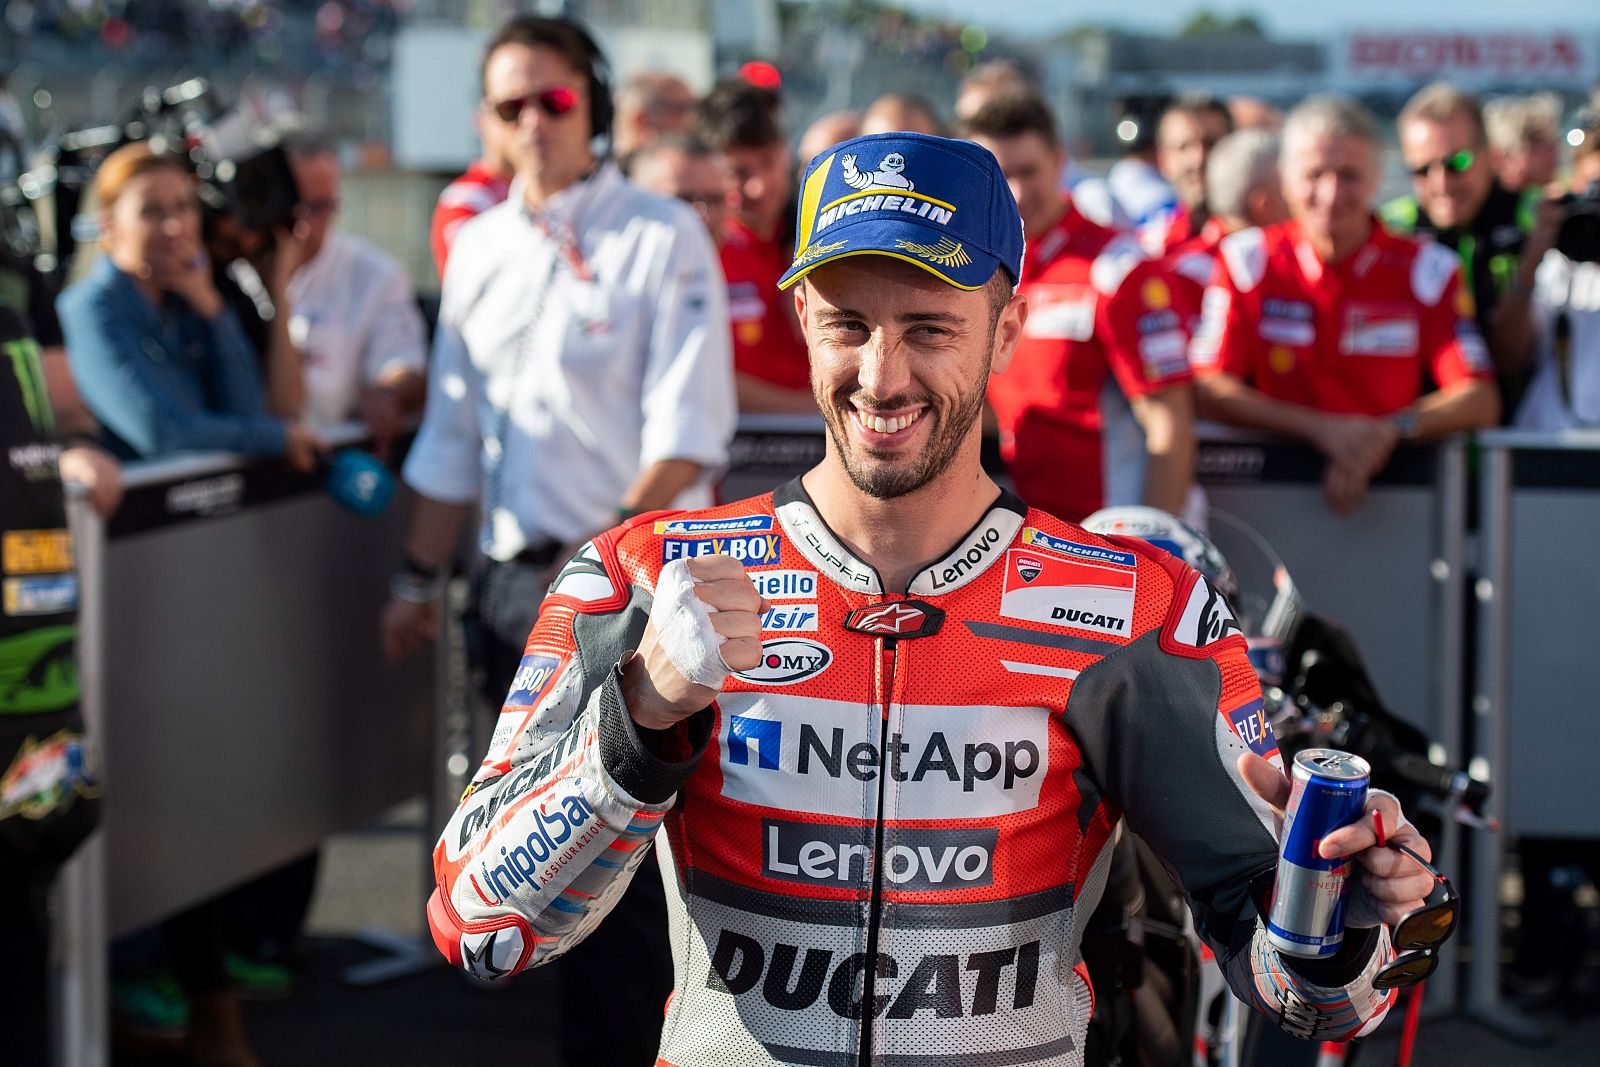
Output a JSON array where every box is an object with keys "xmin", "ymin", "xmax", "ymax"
[{"xmin": 119, "ymin": 800, "xmax": 1598, "ymax": 1067}]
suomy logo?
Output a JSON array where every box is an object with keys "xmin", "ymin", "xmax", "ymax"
[{"xmin": 732, "ymin": 639, "xmax": 833, "ymax": 686}]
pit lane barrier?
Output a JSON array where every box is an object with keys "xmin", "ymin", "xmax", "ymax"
[
  {"xmin": 52, "ymin": 422, "xmax": 443, "ymax": 1067},
  {"xmin": 1468, "ymin": 429, "xmax": 1600, "ymax": 1044}
]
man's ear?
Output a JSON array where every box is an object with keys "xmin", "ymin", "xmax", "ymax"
[
  {"xmin": 989, "ymin": 290, "xmax": 1027, "ymax": 378},
  {"xmin": 792, "ymin": 280, "xmax": 808, "ymax": 338}
]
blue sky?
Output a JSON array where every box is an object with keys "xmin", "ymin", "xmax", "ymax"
[{"xmin": 895, "ymin": 0, "xmax": 1600, "ymax": 37}]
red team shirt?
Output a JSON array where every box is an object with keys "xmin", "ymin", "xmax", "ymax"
[
  {"xmin": 1190, "ymin": 219, "xmax": 1492, "ymax": 413},
  {"xmin": 430, "ymin": 163, "xmax": 512, "ymax": 278},
  {"xmin": 987, "ymin": 201, "xmax": 1193, "ymax": 522},
  {"xmin": 720, "ymin": 218, "xmax": 810, "ymax": 391}
]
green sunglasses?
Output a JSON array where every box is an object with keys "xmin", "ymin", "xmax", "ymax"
[{"xmin": 1409, "ymin": 149, "xmax": 1475, "ymax": 179}]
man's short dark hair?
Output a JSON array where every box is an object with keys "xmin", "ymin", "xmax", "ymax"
[
  {"xmin": 622, "ymin": 132, "xmax": 719, "ymax": 178},
  {"xmin": 957, "ymin": 92, "xmax": 1059, "ymax": 149},
  {"xmin": 1162, "ymin": 93, "xmax": 1235, "ymax": 136},
  {"xmin": 481, "ymin": 15, "xmax": 597, "ymax": 92},
  {"xmin": 696, "ymin": 79, "xmax": 784, "ymax": 151},
  {"xmin": 984, "ymin": 269, "xmax": 1012, "ymax": 331}
]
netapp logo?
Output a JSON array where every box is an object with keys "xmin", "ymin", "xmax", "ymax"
[
  {"xmin": 719, "ymin": 697, "xmax": 1052, "ymax": 819},
  {"xmin": 708, "ymin": 931, "xmax": 1041, "ymax": 1020},
  {"xmin": 761, "ymin": 819, "xmax": 996, "ymax": 890}
]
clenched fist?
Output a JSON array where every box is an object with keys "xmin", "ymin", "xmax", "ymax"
[{"xmin": 623, "ymin": 554, "xmax": 769, "ymax": 730}]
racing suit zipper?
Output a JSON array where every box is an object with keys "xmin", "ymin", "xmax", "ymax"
[{"xmin": 858, "ymin": 633, "xmax": 898, "ymax": 1063}]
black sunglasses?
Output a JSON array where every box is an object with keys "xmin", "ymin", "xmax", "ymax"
[
  {"xmin": 1371, "ymin": 841, "xmax": 1460, "ymax": 989},
  {"xmin": 1408, "ymin": 149, "xmax": 1475, "ymax": 179},
  {"xmin": 488, "ymin": 86, "xmax": 579, "ymax": 124}
]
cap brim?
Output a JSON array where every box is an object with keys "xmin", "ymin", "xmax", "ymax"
[{"xmin": 778, "ymin": 215, "xmax": 1001, "ymax": 291}]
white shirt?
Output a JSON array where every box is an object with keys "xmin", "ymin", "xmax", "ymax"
[
  {"xmin": 1107, "ymin": 158, "xmax": 1177, "ymax": 232},
  {"xmin": 402, "ymin": 163, "xmax": 735, "ymax": 558},
  {"xmin": 1515, "ymin": 250, "xmax": 1600, "ymax": 430},
  {"xmin": 287, "ymin": 230, "xmax": 428, "ymax": 429}
]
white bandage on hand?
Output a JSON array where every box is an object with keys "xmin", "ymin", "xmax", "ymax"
[{"xmin": 650, "ymin": 558, "xmax": 730, "ymax": 689}]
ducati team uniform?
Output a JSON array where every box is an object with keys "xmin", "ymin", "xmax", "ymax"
[
  {"xmin": 986, "ymin": 200, "xmax": 1193, "ymax": 522},
  {"xmin": 426, "ymin": 484, "xmax": 1399, "ymax": 1065},
  {"xmin": 721, "ymin": 218, "xmax": 811, "ymax": 393},
  {"xmin": 1189, "ymin": 219, "xmax": 1493, "ymax": 410}
]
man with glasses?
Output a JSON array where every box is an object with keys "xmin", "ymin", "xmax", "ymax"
[
  {"xmin": 1381, "ymin": 82, "xmax": 1540, "ymax": 413},
  {"xmin": 284, "ymin": 133, "xmax": 426, "ymax": 454},
  {"xmin": 383, "ymin": 16, "xmax": 733, "ymax": 1061},
  {"xmin": 626, "ymin": 133, "xmax": 731, "ymax": 249}
]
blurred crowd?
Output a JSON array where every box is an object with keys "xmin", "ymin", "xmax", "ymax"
[
  {"xmin": 1, "ymin": 0, "xmax": 406, "ymax": 72},
  {"xmin": 4, "ymin": 9, "xmax": 1600, "ymax": 1066}
]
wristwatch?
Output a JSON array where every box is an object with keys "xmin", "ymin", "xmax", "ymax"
[
  {"xmin": 1390, "ymin": 410, "xmax": 1421, "ymax": 440},
  {"xmin": 390, "ymin": 555, "xmax": 446, "ymax": 604}
]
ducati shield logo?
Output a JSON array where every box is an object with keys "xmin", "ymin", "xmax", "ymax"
[
  {"xmin": 843, "ymin": 601, "xmax": 945, "ymax": 638},
  {"xmin": 1015, "ymin": 555, "xmax": 1043, "ymax": 583},
  {"xmin": 733, "ymin": 639, "xmax": 833, "ymax": 686}
]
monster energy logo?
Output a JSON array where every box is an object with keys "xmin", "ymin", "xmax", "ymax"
[
  {"xmin": 0, "ymin": 626, "xmax": 80, "ymax": 715},
  {"xmin": 3, "ymin": 338, "xmax": 54, "ymax": 436}
]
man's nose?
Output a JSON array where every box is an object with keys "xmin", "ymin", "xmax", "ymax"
[{"xmin": 855, "ymin": 334, "xmax": 911, "ymax": 399}]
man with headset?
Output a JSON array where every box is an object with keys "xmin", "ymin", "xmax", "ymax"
[{"xmin": 381, "ymin": 15, "xmax": 734, "ymax": 1061}]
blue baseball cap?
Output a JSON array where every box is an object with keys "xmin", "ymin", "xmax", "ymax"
[{"xmin": 778, "ymin": 132, "xmax": 1024, "ymax": 292}]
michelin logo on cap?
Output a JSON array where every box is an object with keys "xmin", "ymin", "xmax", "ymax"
[{"xmin": 779, "ymin": 132, "xmax": 1024, "ymax": 293}]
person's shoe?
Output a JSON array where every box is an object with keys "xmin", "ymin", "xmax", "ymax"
[
  {"xmin": 224, "ymin": 951, "xmax": 294, "ymax": 1001},
  {"xmin": 183, "ymin": 989, "xmax": 263, "ymax": 1067},
  {"xmin": 112, "ymin": 970, "xmax": 189, "ymax": 1037}
]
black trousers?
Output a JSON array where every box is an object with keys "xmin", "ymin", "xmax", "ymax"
[
  {"xmin": 469, "ymin": 558, "xmax": 674, "ymax": 1065},
  {"xmin": 0, "ymin": 864, "xmax": 56, "ymax": 1067}
]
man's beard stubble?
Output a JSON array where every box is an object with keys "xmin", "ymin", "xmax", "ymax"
[{"xmin": 816, "ymin": 345, "xmax": 992, "ymax": 501}]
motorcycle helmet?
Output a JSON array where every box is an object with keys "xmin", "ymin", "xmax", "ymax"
[{"xmin": 1080, "ymin": 505, "xmax": 1236, "ymax": 598}]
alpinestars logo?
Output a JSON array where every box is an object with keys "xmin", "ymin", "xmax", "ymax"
[
  {"xmin": 843, "ymin": 601, "xmax": 945, "ymax": 638},
  {"xmin": 461, "ymin": 927, "xmax": 523, "ymax": 981}
]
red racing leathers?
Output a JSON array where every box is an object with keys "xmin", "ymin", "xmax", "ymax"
[
  {"xmin": 427, "ymin": 480, "xmax": 1398, "ymax": 1065},
  {"xmin": 986, "ymin": 203, "xmax": 1193, "ymax": 522}
]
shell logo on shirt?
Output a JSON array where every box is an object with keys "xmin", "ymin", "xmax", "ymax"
[{"xmin": 1142, "ymin": 277, "xmax": 1171, "ymax": 311}]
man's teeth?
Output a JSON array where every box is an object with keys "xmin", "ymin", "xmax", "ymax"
[{"xmin": 856, "ymin": 409, "xmax": 922, "ymax": 434}]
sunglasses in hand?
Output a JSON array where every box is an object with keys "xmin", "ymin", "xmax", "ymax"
[
  {"xmin": 1372, "ymin": 839, "xmax": 1460, "ymax": 989},
  {"xmin": 489, "ymin": 86, "xmax": 580, "ymax": 124}
]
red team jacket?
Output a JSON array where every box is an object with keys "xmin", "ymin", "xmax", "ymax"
[
  {"xmin": 1189, "ymin": 219, "xmax": 1492, "ymax": 411},
  {"xmin": 427, "ymin": 481, "xmax": 1396, "ymax": 1066},
  {"xmin": 986, "ymin": 203, "xmax": 1193, "ymax": 522}
]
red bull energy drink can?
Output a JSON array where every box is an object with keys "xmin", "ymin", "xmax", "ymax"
[{"xmin": 1266, "ymin": 749, "xmax": 1371, "ymax": 958}]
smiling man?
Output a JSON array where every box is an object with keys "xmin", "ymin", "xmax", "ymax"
[{"xmin": 426, "ymin": 132, "xmax": 1435, "ymax": 1066}]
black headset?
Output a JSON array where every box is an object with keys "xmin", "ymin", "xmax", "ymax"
[{"xmin": 565, "ymin": 20, "xmax": 614, "ymax": 144}]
